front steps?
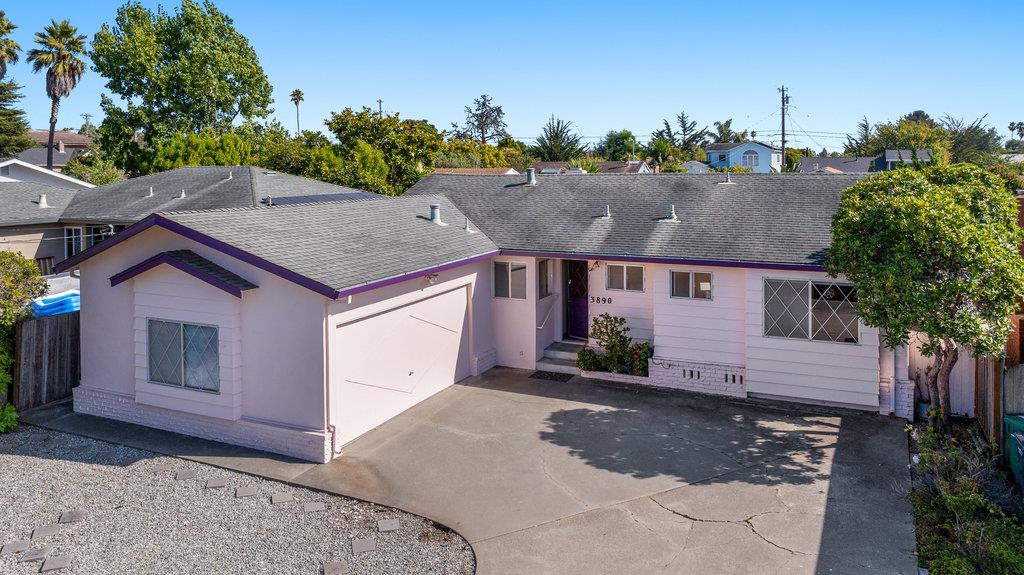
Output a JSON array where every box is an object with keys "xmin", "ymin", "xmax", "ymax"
[{"xmin": 535, "ymin": 341, "xmax": 584, "ymax": 375}]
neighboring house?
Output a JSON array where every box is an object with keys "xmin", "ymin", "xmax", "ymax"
[
  {"xmin": 876, "ymin": 149, "xmax": 932, "ymax": 171},
  {"xmin": 433, "ymin": 167, "xmax": 520, "ymax": 175},
  {"xmin": 0, "ymin": 182, "xmax": 79, "ymax": 275},
  {"xmin": 59, "ymin": 165, "xmax": 377, "ymax": 260},
  {"xmin": 680, "ymin": 161, "xmax": 710, "ymax": 174},
  {"xmin": 16, "ymin": 129, "xmax": 94, "ymax": 171},
  {"xmin": 798, "ymin": 156, "xmax": 876, "ymax": 174},
  {"xmin": 705, "ymin": 142, "xmax": 783, "ymax": 173},
  {"xmin": 0, "ymin": 158, "xmax": 94, "ymax": 189},
  {"xmin": 1001, "ymin": 154, "xmax": 1024, "ymax": 164},
  {"xmin": 532, "ymin": 160, "xmax": 652, "ymax": 174},
  {"xmin": 59, "ymin": 171, "xmax": 920, "ymax": 463}
]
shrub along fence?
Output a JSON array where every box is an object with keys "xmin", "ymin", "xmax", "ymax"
[{"xmin": 11, "ymin": 311, "xmax": 80, "ymax": 411}]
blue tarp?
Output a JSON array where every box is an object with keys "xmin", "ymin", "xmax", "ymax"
[{"xmin": 31, "ymin": 290, "xmax": 80, "ymax": 317}]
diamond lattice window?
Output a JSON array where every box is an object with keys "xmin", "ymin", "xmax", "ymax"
[
  {"xmin": 763, "ymin": 279, "xmax": 858, "ymax": 343},
  {"xmin": 148, "ymin": 319, "xmax": 220, "ymax": 392}
]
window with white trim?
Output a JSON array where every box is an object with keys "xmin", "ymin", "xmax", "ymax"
[
  {"xmin": 0, "ymin": 166, "xmax": 9, "ymax": 176},
  {"xmin": 148, "ymin": 319, "xmax": 220, "ymax": 392},
  {"xmin": 763, "ymin": 279, "xmax": 859, "ymax": 343},
  {"xmin": 63, "ymin": 227, "xmax": 82, "ymax": 258},
  {"xmin": 538, "ymin": 259, "xmax": 552, "ymax": 298},
  {"xmin": 494, "ymin": 261, "xmax": 527, "ymax": 299},
  {"xmin": 670, "ymin": 271, "xmax": 712, "ymax": 300},
  {"xmin": 741, "ymin": 150, "xmax": 760, "ymax": 168},
  {"xmin": 606, "ymin": 264, "xmax": 644, "ymax": 292}
]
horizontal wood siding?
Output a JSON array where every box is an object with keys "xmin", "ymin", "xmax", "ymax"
[
  {"xmin": 651, "ymin": 265, "xmax": 745, "ymax": 365},
  {"xmin": 588, "ymin": 261, "xmax": 654, "ymax": 341},
  {"xmin": 745, "ymin": 270, "xmax": 880, "ymax": 408}
]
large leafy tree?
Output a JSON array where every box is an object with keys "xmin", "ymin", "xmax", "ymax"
[
  {"xmin": 826, "ymin": 165, "xmax": 1024, "ymax": 433},
  {"xmin": 326, "ymin": 106, "xmax": 442, "ymax": 192},
  {"xmin": 0, "ymin": 81, "xmax": 34, "ymax": 157},
  {"xmin": 61, "ymin": 147, "xmax": 125, "ymax": 185},
  {"xmin": 26, "ymin": 20, "xmax": 86, "ymax": 170},
  {"xmin": 452, "ymin": 94, "xmax": 507, "ymax": 145},
  {"xmin": 92, "ymin": 0, "xmax": 273, "ymax": 174},
  {"xmin": 595, "ymin": 129, "xmax": 637, "ymax": 161},
  {"xmin": 150, "ymin": 131, "xmax": 253, "ymax": 172},
  {"xmin": 0, "ymin": 10, "xmax": 21, "ymax": 81},
  {"xmin": 533, "ymin": 116, "xmax": 585, "ymax": 161},
  {"xmin": 844, "ymin": 117, "xmax": 874, "ymax": 156},
  {"xmin": 852, "ymin": 115, "xmax": 953, "ymax": 165},
  {"xmin": 941, "ymin": 115, "xmax": 1003, "ymax": 164}
]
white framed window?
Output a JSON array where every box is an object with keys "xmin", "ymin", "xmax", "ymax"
[
  {"xmin": 148, "ymin": 319, "xmax": 220, "ymax": 392},
  {"xmin": 63, "ymin": 227, "xmax": 82, "ymax": 258},
  {"xmin": 670, "ymin": 271, "xmax": 713, "ymax": 300},
  {"xmin": 538, "ymin": 259, "xmax": 552, "ymax": 298},
  {"xmin": 717, "ymin": 153, "xmax": 727, "ymax": 162},
  {"xmin": 494, "ymin": 261, "xmax": 527, "ymax": 299},
  {"xmin": 741, "ymin": 150, "xmax": 760, "ymax": 168},
  {"xmin": 763, "ymin": 279, "xmax": 859, "ymax": 343},
  {"xmin": 606, "ymin": 264, "xmax": 644, "ymax": 292}
]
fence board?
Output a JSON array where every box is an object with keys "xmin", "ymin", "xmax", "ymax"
[
  {"xmin": 11, "ymin": 312, "xmax": 80, "ymax": 411},
  {"xmin": 1005, "ymin": 364, "xmax": 1024, "ymax": 415}
]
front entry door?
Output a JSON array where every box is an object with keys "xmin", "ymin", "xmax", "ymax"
[{"xmin": 564, "ymin": 260, "xmax": 589, "ymax": 339}]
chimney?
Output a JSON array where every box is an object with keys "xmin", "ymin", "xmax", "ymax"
[
  {"xmin": 429, "ymin": 203, "xmax": 446, "ymax": 225},
  {"xmin": 38, "ymin": 193, "xmax": 50, "ymax": 208},
  {"xmin": 57, "ymin": 140, "xmax": 65, "ymax": 154},
  {"xmin": 525, "ymin": 168, "xmax": 537, "ymax": 186}
]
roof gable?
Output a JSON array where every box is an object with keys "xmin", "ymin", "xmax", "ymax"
[{"xmin": 110, "ymin": 250, "xmax": 258, "ymax": 297}]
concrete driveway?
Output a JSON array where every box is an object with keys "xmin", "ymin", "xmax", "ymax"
[{"xmin": 295, "ymin": 368, "xmax": 918, "ymax": 575}]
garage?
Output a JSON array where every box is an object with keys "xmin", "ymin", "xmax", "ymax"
[{"xmin": 331, "ymin": 286, "xmax": 471, "ymax": 447}]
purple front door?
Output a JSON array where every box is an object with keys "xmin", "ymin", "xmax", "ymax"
[{"xmin": 564, "ymin": 260, "xmax": 589, "ymax": 339}]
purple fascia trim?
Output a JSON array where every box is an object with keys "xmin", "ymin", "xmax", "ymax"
[
  {"xmin": 334, "ymin": 250, "xmax": 501, "ymax": 299},
  {"xmin": 56, "ymin": 213, "xmax": 340, "ymax": 299},
  {"xmin": 109, "ymin": 252, "xmax": 255, "ymax": 298},
  {"xmin": 498, "ymin": 250, "xmax": 825, "ymax": 272}
]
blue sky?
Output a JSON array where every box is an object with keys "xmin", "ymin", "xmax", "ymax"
[{"xmin": 2, "ymin": 0, "xmax": 1020, "ymax": 152}]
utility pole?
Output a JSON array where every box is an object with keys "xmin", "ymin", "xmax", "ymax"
[
  {"xmin": 376, "ymin": 99, "xmax": 383, "ymax": 118},
  {"xmin": 80, "ymin": 112, "xmax": 93, "ymax": 127},
  {"xmin": 779, "ymin": 86, "xmax": 790, "ymax": 169}
]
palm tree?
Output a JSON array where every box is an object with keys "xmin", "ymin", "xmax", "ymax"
[
  {"xmin": 712, "ymin": 119, "xmax": 748, "ymax": 144},
  {"xmin": 290, "ymin": 89, "xmax": 304, "ymax": 135},
  {"xmin": 0, "ymin": 11, "xmax": 20, "ymax": 81},
  {"xmin": 27, "ymin": 20, "xmax": 86, "ymax": 170}
]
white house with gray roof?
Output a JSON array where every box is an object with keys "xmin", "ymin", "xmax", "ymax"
[{"xmin": 59, "ymin": 171, "xmax": 915, "ymax": 462}]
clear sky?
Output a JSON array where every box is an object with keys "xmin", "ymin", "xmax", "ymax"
[{"xmin": 2, "ymin": 0, "xmax": 1020, "ymax": 152}]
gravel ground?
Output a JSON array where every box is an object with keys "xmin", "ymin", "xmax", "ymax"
[{"xmin": 0, "ymin": 426, "xmax": 475, "ymax": 575}]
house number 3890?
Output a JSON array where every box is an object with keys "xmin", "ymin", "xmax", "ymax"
[{"xmin": 590, "ymin": 296, "xmax": 613, "ymax": 304}]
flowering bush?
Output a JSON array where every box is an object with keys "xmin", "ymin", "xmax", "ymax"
[
  {"xmin": 575, "ymin": 313, "xmax": 652, "ymax": 376},
  {"xmin": 576, "ymin": 346, "xmax": 601, "ymax": 372},
  {"xmin": 628, "ymin": 341, "xmax": 653, "ymax": 376}
]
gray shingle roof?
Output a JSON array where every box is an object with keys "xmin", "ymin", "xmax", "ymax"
[
  {"xmin": 406, "ymin": 173, "xmax": 867, "ymax": 267},
  {"xmin": 681, "ymin": 161, "xmax": 710, "ymax": 174},
  {"xmin": 159, "ymin": 194, "xmax": 498, "ymax": 294},
  {"xmin": 884, "ymin": 149, "xmax": 932, "ymax": 163},
  {"xmin": 14, "ymin": 146, "xmax": 87, "ymax": 167},
  {"xmin": 0, "ymin": 182, "xmax": 78, "ymax": 226},
  {"xmin": 165, "ymin": 250, "xmax": 258, "ymax": 291},
  {"xmin": 61, "ymin": 166, "xmax": 377, "ymax": 224},
  {"xmin": 797, "ymin": 156, "xmax": 875, "ymax": 173}
]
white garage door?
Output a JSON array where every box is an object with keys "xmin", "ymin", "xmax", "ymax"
[{"xmin": 332, "ymin": 287, "xmax": 470, "ymax": 447}]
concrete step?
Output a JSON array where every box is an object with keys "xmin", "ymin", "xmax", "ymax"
[
  {"xmin": 535, "ymin": 356, "xmax": 580, "ymax": 376},
  {"xmin": 544, "ymin": 341, "xmax": 585, "ymax": 361}
]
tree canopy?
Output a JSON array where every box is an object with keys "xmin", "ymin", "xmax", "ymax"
[
  {"xmin": 451, "ymin": 94, "xmax": 507, "ymax": 144},
  {"xmin": 0, "ymin": 81, "xmax": 34, "ymax": 157},
  {"xmin": 533, "ymin": 116, "xmax": 585, "ymax": 161},
  {"xmin": 0, "ymin": 10, "xmax": 21, "ymax": 81},
  {"xmin": 62, "ymin": 146, "xmax": 125, "ymax": 185},
  {"xmin": 150, "ymin": 131, "xmax": 253, "ymax": 172},
  {"xmin": 595, "ymin": 130, "xmax": 636, "ymax": 161},
  {"xmin": 826, "ymin": 165, "xmax": 1024, "ymax": 430},
  {"xmin": 92, "ymin": 0, "xmax": 273, "ymax": 174}
]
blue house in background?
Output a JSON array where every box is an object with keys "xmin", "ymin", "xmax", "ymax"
[{"xmin": 705, "ymin": 141, "xmax": 783, "ymax": 173}]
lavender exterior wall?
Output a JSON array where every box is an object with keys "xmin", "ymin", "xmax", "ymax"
[{"xmin": 489, "ymin": 255, "xmax": 539, "ymax": 368}]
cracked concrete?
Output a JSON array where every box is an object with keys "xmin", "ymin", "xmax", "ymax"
[{"xmin": 26, "ymin": 368, "xmax": 919, "ymax": 574}]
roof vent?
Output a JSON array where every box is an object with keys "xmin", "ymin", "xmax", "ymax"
[
  {"xmin": 600, "ymin": 205, "xmax": 611, "ymax": 220},
  {"xmin": 429, "ymin": 203, "xmax": 447, "ymax": 226},
  {"xmin": 227, "ymin": 170, "xmax": 233, "ymax": 180},
  {"xmin": 662, "ymin": 204, "xmax": 678, "ymax": 222},
  {"xmin": 525, "ymin": 167, "xmax": 537, "ymax": 186},
  {"xmin": 179, "ymin": 189, "xmax": 187, "ymax": 199},
  {"xmin": 566, "ymin": 167, "xmax": 586, "ymax": 174},
  {"xmin": 464, "ymin": 216, "xmax": 476, "ymax": 233},
  {"xmin": 38, "ymin": 193, "xmax": 50, "ymax": 208},
  {"xmin": 145, "ymin": 186, "xmax": 154, "ymax": 198},
  {"xmin": 263, "ymin": 196, "xmax": 274, "ymax": 206},
  {"xmin": 718, "ymin": 172, "xmax": 736, "ymax": 185}
]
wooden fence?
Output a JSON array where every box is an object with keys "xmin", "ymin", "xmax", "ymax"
[
  {"xmin": 10, "ymin": 311, "xmax": 80, "ymax": 411},
  {"xmin": 1005, "ymin": 364, "xmax": 1024, "ymax": 416}
]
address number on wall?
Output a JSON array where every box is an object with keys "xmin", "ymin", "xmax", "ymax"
[{"xmin": 590, "ymin": 296, "xmax": 613, "ymax": 304}]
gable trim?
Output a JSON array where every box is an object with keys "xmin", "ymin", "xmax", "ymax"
[{"xmin": 109, "ymin": 252, "xmax": 258, "ymax": 298}]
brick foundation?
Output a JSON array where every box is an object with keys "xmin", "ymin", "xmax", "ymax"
[
  {"xmin": 877, "ymin": 377, "xmax": 915, "ymax": 420},
  {"xmin": 73, "ymin": 386, "xmax": 333, "ymax": 463},
  {"xmin": 583, "ymin": 357, "xmax": 746, "ymax": 399}
]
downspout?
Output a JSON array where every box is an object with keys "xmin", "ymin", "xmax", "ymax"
[{"xmin": 323, "ymin": 298, "xmax": 343, "ymax": 457}]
